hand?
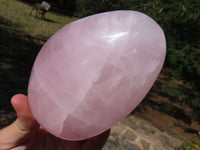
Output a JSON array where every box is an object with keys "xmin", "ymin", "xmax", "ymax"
[{"xmin": 0, "ymin": 94, "xmax": 110, "ymax": 150}]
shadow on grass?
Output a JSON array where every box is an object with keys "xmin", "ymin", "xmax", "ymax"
[
  {"xmin": 133, "ymin": 75, "xmax": 200, "ymax": 125},
  {"xmin": 42, "ymin": 17, "xmax": 58, "ymax": 23},
  {"xmin": 19, "ymin": 0, "xmax": 75, "ymax": 17},
  {"xmin": 29, "ymin": 12, "xmax": 59, "ymax": 23},
  {"xmin": 0, "ymin": 16, "xmax": 44, "ymax": 111},
  {"xmin": 29, "ymin": 14, "xmax": 59, "ymax": 23}
]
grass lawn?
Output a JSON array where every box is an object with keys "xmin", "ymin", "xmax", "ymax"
[
  {"xmin": 0, "ymin": 0, "xmax": 76, "ymax": 39},
  {"xmin": 0, "ymin": 0, "xmax": 77, "ymax": 76}
]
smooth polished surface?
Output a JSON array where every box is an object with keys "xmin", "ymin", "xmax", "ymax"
[{"xmin": 28, "ymin": 10, "xmax": 166, "ymax": 140}]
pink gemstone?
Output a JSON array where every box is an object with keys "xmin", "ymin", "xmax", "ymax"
[{"xmin": 28, "ymin": 10, "xmax": 166, "ymax": 140}]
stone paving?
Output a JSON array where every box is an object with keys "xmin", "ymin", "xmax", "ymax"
[{"xmin": 103, "ymin": 115, "xmax": 182, "ymax": 150}]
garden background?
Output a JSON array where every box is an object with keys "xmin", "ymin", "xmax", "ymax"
[{"xmin": 0, "ymin": 0, "xmax": 199, "ymax": 149}]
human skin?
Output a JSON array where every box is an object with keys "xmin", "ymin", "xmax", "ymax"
[{"xmin": 0, "ymin": 94, "xmax": 110, "ymax": 150}]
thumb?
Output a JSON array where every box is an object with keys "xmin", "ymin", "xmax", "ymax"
[
  {"xmin": 11, "ymin": 94, "xmax": 39, "ymax": 132},
  {"xmin": 0, "ymin": 94, "xmax": 39, "ymax": 149}
]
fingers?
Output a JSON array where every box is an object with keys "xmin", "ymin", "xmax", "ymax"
[
  {"xmin": 0, "ymin": 94, "xmax": 39, "ymax": 149},
  {"xmin": 81, "ymin": 129, "xmax": 110, "ymax": 150}
]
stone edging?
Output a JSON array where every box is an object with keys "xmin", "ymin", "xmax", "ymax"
[{"xmin": 103, "ymin": 115, "xmax": 182, "ymax": 150}]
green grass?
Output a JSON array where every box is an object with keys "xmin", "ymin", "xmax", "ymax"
[
  {"xmin": 0, "ymin": 0, "xmax": 77, "ymax": 39},
  {"xmin": 0, "ymin": 0, "xmax": 77, "ymax": 76},
  {"xmin": 161, "ymin": 80, "xmax": 200, "ymax": 109}
]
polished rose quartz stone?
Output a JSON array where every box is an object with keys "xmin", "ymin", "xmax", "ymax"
[{"xmin": 28, "ymin": 10, "xmax": 166, "ymax": 140}]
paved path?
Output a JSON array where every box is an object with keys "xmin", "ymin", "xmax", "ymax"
[{"xmin": 103, "ymin": 115, "xmax": 182, "ymax": 150}]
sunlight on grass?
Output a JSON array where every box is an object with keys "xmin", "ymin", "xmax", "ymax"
[{"xmin": 0, "ymin": 0, "xmax": 77, "ymax": 40}]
